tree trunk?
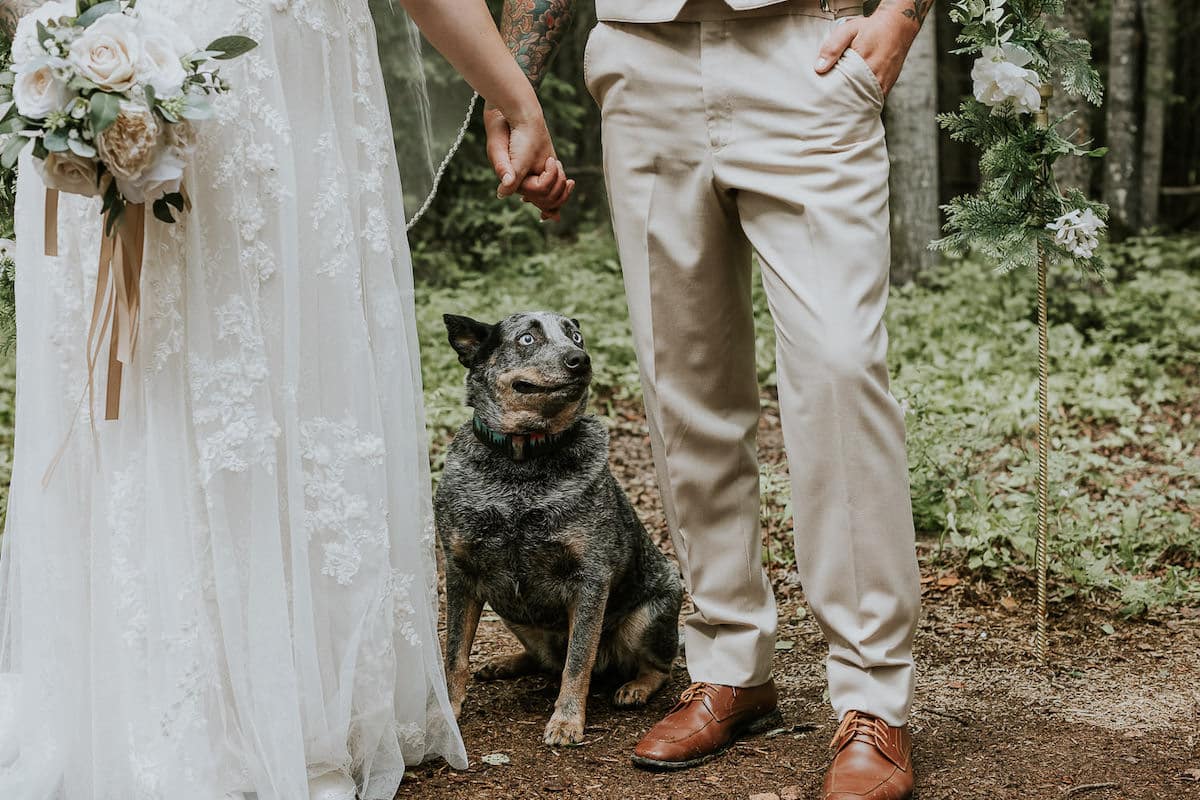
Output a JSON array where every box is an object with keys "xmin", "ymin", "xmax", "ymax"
[
  {"xmin": 1103, "ymin": 0, "xmax": 1142, "ymax": 237},
  {"xmin": 885, "ymin": 16, "xmax": 940, "ymax": 284},
  {"xmin": 1138, "ymin": 0, "xmax": 1171, "ymax": 230},
  {"xmin": 1049, "ymin": 2, "xmax": 1095, "ymax": 194}
]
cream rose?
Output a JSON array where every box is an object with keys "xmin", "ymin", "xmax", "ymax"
[
  {"xmin": 96, "ymin": 102, "xmax": 161, "ymax": 181},
  {"xmin": 116, "ymin": 148, "xmax": 184, "ymax": 204},
  {"xmin": 11, "ymin": 1, "xmax": 76, "ymax": 64},
  {"xmin": 34, "ymin": 151, "xmax": 103, "ymax": 197},
  {"xmin": 13, "ymin": 61, "xmax": 71, "ymax": 119},
  {"xmin": 68, "ymin": 12, "xmax": 142, "ymax": 93}
]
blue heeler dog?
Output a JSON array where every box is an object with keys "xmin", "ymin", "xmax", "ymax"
[{"xmin": 435, "ymin": 311, "xmax": 684, "ymax": 747}]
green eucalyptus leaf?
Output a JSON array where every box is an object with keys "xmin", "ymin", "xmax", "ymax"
[
  {"xmin": 67, "ymin": 137, "xmax": 97, "ymax": 158},
  {"xmin": 0, "ymin": 136, "xmax": 29, "ymax": 170},
  {"xmin": 43, "ymin": 128, "xmax": 70, "ymax": 152},
  {"xmin": 204, "ymin": 36, "xmax": 258, "ymax": 61},
  {"xmin": 89, "ymin": 92, "xmax": 121, "ymax": 134},
  {"xmin": 179, "ymin": 96, "xmax": 213, "ymax": 121},
  {"xmin": 76, "ymin": 0, "xmax": 121, "ymax": 27},
  {"xmin": 152, "ymin": 198, "xmax": 176, "ymax": 224}
]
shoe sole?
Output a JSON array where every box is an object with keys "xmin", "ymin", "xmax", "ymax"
[{"xmin": 629, "ymin": 708, "xmax": 785, "ymax": 771}]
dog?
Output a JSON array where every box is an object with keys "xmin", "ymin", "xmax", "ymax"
[{"xmin": 435, "ymin": 311, "xmax": 684, "ymax": 747}]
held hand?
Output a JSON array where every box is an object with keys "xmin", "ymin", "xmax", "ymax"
[
  {"xmin": 813, "ymin": 14, "xmax": 918, "ymax": 99},
  {"xmin": 484, "ymin": 103, "xmax": 575, "ymax": 221}
]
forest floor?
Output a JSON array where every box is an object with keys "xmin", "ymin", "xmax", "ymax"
[{"xmin": 400, "ymin": 396, "xmax": 1200, "ymax": 800}]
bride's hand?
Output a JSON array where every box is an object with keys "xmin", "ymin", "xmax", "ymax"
[{"xmin": 484, "ymin": 102, "xmax": 575, "ymax": 221}]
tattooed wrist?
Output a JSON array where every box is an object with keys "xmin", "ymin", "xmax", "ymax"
[
  {"xmin": 1, "ymin": 0, "xmax": 42, "ymax": 40},
  {"xmin": 877, "ymin": 0, "xmax": 936, "ymax": 26},
  {"xmin": 500, "ymin": 0, "xmax": 575, "ymax": 86}
]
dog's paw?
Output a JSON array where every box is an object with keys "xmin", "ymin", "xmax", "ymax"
[
  {"xmin": 475, "ymin": 652, "xmax": 535, "ymax": 682},
  {"xmin": 612, "ymin": 681, "xmax": 652, "ymax": 707},
  {"xmin": 543, "ymin": 712, "xmax": 586, "ymax": 747}
]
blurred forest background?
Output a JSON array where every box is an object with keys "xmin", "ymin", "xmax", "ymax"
[{"xmin": 0, "ymin": 0, "xmax": 1197, "ymax": 618}]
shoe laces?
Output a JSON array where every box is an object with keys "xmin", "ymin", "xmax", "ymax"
[
  {"xmin": 830, "ymin": 709, "xmax": 885, "ymax": 749},
  {"xmin": 672, "ymin": 682, "xmax": 722, "ymax": 711}
]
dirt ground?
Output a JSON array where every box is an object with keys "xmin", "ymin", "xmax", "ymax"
[{"xmin": 402, "ymin": 399, "xmax": 1200, "ymax": 800}]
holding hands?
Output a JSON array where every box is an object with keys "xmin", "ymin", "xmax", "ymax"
[{"xmin": 484, "ymin": 103, "xmax": 575, "ymax": 221}]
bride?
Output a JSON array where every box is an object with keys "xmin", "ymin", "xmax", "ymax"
[{"xmin": 0, "ymin": 1, "xmax": 569, "ymax": 798}]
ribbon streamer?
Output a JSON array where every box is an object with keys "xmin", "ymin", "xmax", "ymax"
[{"xmin": 41, "ymin": 200, "xmax": 146, "ymax": 486}]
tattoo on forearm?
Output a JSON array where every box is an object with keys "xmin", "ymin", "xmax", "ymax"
[
  {"xmin": 878, "ymin": 0, "xmax": 936, "ymax": 25},
  {"xmin": 500, "ymin": 0, "xmax": 576, "ymax": 86},
  {"xmin": 1, "ymin": 0, "xmax": 42, "ymax": 40}
]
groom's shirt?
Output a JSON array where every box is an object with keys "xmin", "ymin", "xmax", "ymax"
[{"xmin": 595, "ymin": 0, "xmax": 860, "ymax": 23}]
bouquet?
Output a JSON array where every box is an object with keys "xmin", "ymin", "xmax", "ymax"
[
  {"xmin": 0, "ymin": 0, "xmax": 255, "ymax": 228},
  {"xmin": 0, "ymin": 0, "xmax": 255, "ymax": 428}
]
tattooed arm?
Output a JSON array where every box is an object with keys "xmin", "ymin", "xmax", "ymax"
[
  {"xmin": 814, "ymin": 0, "xmax": 937, "ymax": 96},
  {"xmin": 1, "ymin": 0, "xmax": 43, "ymax": 40},
  {"xmin": 500, "ymin": 0, "xmax": 577, "ymax": 87},
  {"xmin": 480, "ymin": 0, "xmax": 578, "ymax": 220}
]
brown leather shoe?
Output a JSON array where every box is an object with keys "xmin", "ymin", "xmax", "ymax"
[
  {"xmin": 631, "ymin": 680, "xmax": 782, "ymax": 770},
  {"xmin": 822, "ymin": 710, "xmax": 914, "ymax": 799}
]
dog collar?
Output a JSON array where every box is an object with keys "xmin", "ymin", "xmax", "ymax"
[{"xmin": 471, "ymin": 414, "xmax": 577, "ymax": 462}]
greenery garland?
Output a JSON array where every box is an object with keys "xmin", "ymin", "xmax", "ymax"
[{"xmin": 934, "ymin": 0, "xmax": 1107, "ymax": 272}]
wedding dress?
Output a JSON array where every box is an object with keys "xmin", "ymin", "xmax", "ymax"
[{"xmin": 0, "ymin": 1, "xmax": 467, "ymax": 798}]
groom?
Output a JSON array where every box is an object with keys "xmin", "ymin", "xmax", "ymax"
[{"xmin": 487, "ymin": 1, "xmax": 932, "ymax": 797}]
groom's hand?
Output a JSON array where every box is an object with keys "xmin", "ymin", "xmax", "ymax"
[
  {"xmin": 484, "ymin": 103, "xmax": 575, "ymax": 221},
  {"xmin": 813, "ymin": 2, "xmax": 928, "ymax": 98}
]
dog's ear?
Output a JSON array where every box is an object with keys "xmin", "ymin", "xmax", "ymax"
[{"xmin": 443, "ymin": 314, "xmax": 495, "ymax": 367}]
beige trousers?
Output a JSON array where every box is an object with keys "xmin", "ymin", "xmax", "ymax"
[{"xmin": 584, "ymin": 8, "xmax": 921, "ymax": 725}]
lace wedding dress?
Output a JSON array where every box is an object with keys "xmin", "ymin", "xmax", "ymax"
[{"xmin": 0, "ymin": 1, "xmax": 467, "ymax": 798}]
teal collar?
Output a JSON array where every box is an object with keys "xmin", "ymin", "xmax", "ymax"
[{"xmin": 471, "ymin": 414, "xmax": 578, "ymax": 462}]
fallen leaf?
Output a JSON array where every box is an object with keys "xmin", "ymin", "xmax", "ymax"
[
  {"xmin": 1000, "ymin": 595, "xmax": 1018, "ymax": 611},
  {"xmin": 1101, "ymin": 623, "xmax": 1116, "ymax": 635},
  {"xmin": 481, "ymin": 753, "xmax": 510, "ymax": 766},
  {"xmin": 775, "ymin": 640, "xmax": 795, "ymax": 651},
  {"xmin": 937, "ymin": 576, "xmax": 961, "ymax": 589},
  {"xmin": 780, "ymin": 787, "xmax": 803, "ymax": 800},
  {"xmin": 947, "ymin": 680, "xmax": 965, "ymax": 689},
  {"xmin": 1181, "ymin": 768, "xmax": 1200, "ymax": 782}
]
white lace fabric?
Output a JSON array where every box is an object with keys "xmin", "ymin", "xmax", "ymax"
[{"xmin": 0, "ymin": 1, "xmax": 467, "ymax": 797}]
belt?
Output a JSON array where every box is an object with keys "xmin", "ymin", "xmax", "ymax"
[
  {"xmin": 821, "ymin": 0, "xmax": 866, "ymax": 18},
  {"xmin": 674, "ymin": 0, "xmax": 865, "ymax": 21}
]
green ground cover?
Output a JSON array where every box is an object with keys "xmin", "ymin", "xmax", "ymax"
[{"xmin": 0, "ymin": 230, "xmax": 1195, "ymax": 612}]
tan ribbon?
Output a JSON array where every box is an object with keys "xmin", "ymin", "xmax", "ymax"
[
  {"xmin": 42, "ymin": 202, "xmax": 146, "ymax": 486},
  {"xmin": 43, "ymin": 189, "xmax": 59, "ymax": 257}
]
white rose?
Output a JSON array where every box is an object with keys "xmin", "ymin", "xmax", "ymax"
[
  {"xmin": 68, "ymin": 12, "xmax": 142, "ymax": 93},
  {"xmin": 116, "ymin": 148, "xmax": 184, "ymax": 204},
  {"xmin": 134, "ymin": 9, "xmax": 196, "ymax": 97},
  {"xmin": 96, "ymin": 102, "xmax": 161, "ymax": 181},
  {"xmin": 971, "ymin": 44, "xmax": 1043, "ymax": 115},
  {"xmin": 12, "ymin": 61, "xmax": 70, "ymax": 119},
  {"xmin": 34, "ymin": 151, "xmax": 104, "ymax": 198},
  {"xmin": 138, "ymin": 35, "xmax": 188, "ymax": 97},
  {"xmin": 11, "ymin": 1, "xmax": 76, "ymax": 64}
]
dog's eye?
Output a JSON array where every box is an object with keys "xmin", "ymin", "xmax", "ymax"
[
  {"xmin": 571, "ymin": 331, "xmax": 583, "ymax": 345},
  {"xmin": 518, "ymin": 333, "xmax": 536, "ymax": 346}
]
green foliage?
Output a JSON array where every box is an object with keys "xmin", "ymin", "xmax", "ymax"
[
  {"xmin": 412, "ymin": 233, "xmax": 1200, "ymax": 612},
  {"xmin": 936, "ymin": 0, "xmax": 1108, "ymax": 272}
]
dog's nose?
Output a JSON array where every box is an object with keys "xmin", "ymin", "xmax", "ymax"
[{"xmin": 563, "ymin": 349, "xmax": 591, "ymax": 374}]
